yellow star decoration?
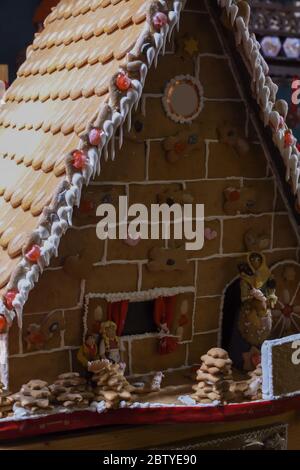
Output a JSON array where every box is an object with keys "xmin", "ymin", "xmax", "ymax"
[{"xmin": 183, "ymin": 37, "xmax": 199, "ymax": 56}]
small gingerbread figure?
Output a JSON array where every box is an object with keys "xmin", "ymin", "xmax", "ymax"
[
  {"xmin": 99, "ymin": 321, "xmax": 125, "ymax": 364},
  {"xmin": 77, "ymin": 334, "xmax": 99, "ymax": 369}
]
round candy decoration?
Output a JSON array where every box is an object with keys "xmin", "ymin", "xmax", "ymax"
[
  {"xmin": 162, "ymin": 75, "xmax": 204, "ymax": 124},
  {"xmin": 25, "ymin": 244, "xmax": 41, "ymax": 263},
  {"xmin": 284, "ymin": 130, "xmax": 295, "ymax": 148},
  {"xmin": 283, "ymin": 38, "xmax": 300, "ymax": 59},
  {"xmin": 72, "ymin": 150, "xmax": 87, "ymax": 169},
  {"xmin": 152, "ymin": 11, "xmax": 168, "ymax": 31},
  {"xmin": 116, "ymin": 72, "xmax": 131, "ymax": 92},
  {"xmin": 4, "ymin": 289, "xmax": 19, "ymax": 310},
  {"xmin": 260, "ymin": 36, "xmax": 281, "ymax": 58},
  {"xmin": 88, "ymin": 128, "xmax": 103, "ymax": 146}
]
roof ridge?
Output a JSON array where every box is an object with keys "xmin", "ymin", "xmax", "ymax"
[{"xmin": 0, "ymin": 0, "xmax": 185, "ymax": 387}]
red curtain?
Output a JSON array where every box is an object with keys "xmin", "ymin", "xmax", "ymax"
[{"xmin": 107, "ymin": 300, "xmax": 129, "ymax": 336}]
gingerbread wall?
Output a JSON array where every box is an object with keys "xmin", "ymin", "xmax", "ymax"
[{"xmin": 8, "ymin": 0, "xmax": 300, "ymax": 391}]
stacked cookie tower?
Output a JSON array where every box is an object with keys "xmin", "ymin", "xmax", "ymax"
[
  {"xmin": 9, "ymin": 380, "xmax": 54, "ymax": 413},
  {"xmin": 50, "ymin": 372, "xmax": 94, "ymax": 409},
  {"xmin": 90, "ymin": 360, "xmax": 133, "ymax": 409},
  {"xmin": 192, "ymin": 348, "xmax": 233, "ymax": 404},
  {"xmin": 0, "ymin": 382, "xmax": 13, "ymax": 418}
]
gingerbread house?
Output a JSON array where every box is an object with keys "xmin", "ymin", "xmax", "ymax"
[{"xmin": 0, "ymin": 0, "xmax": 300, "ymax": 436}]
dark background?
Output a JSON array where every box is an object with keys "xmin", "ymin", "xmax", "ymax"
[{"xmin": 0, "ymin": 0, "xmax": 41, "ymax": 82}]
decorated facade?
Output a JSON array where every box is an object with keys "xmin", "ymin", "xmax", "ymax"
[{"xmin": 0, "ymin": 0, "xmax": 300, "ymax": 444}]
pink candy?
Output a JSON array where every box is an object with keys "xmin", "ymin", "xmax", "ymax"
[
  {"xmin": 153, "ymin": 12, "xmax": 168, "ymax": 30},
  {"xmin": 89, "ymin": 128, "xmax": 103, "ymax": 146}
]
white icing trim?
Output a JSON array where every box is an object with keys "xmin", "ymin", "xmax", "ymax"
[{"xmin": 85, "ymin": 286, "xmax": 195, "ymax": 304}]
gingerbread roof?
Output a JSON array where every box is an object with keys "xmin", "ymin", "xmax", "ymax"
[
  {"xmin": 0, "ymin": 0, "xmax": 181, "ymax": 324},
  {"xmin": 0, "ymin": 0, "xmax": 298, "ymax": 326}
]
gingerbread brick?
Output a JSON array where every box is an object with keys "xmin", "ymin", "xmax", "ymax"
[
  {"xmin": 197, "ymin": 256, "xmax": 246, "ymax": 296},
  {"xmin": 141, "ymin": 260, "xmax": 195, "ymax": 290},
  {"xmin": 188, "ymin": 332, "xmax": 219, "ymax": 365},
  {"xmin": 85, "ymin": 264, "xmax": 139, "ymax": 293},
  {"xmin": 264, "ymin": 249, "xmax": 298, "ymax": 266},
  {"xmin": 9, "ymin": 350, "xmax": 71, "ymax": 392},
  {"xmin": 53, "ymin": 227, "xmax": 105, "ymax": 268},
  {"xmin": 130, "ymin": 337, "xmax": 187, "ymax": 374},
  {"xmin": 198, "ymin": 57, "xmax": 239, "ymax": 99},
  {"xmin": 179, "ymin": 12, "xmax": 223, "ymax": 55},
  {"xmin": 64, "ymin": 309, "xmax": 84, "ymax": 347},
  {"xmin": 96, "ymin": 140, "xmax": 146, "ymax": 182},
  {"xmin": 24, "ymin": 270, "xmax": 81, "ymax": 314},
  {"xmin": 148, "ymin": 140, "xmax": 206, "ymax": 181},
  {"xmin": 243, "ymin": 179, "xmax": 275, "ymax": 213},
  {"xmin": 186, "ymin": 179, "xmax": 241, "ymax": 217},
  {"xmin": 273, "ymin": 214, "xmax": 298, "ymax": 249},
  {"xmin": 208, "ymin": 142, "xmax": 267, "ymax": 178},
  {"xmin": 222, "ymin": 216, "xmax": 272, "ymax": 254},
  {"xmin": 194, "ymin": 297, "xmax": 222, "ymax": 333}
]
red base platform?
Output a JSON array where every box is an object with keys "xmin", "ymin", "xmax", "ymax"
[{"xmin": 0, "ymin": 396, "xmax": 300, "ymax": 442}]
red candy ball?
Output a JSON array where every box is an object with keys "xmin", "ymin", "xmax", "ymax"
[
  {"xmin": 284, "ymin": 130, "xmax": 294, "ymax": 147},
  {"xmin": 0, "ymin": 315, "xmax": 7, "ymax": 333},
  {"xmin": 153, "ymin": 11, "xmax": 168, "ymax": 30},
  {"xmin": 116, "ymin": 73, "xmax": 131, "ymax": 92},
  {"xmin": 26, "ymin": 244, "xmax": 41, "ymax": 263},
  {"xmin": 4, "ymin": 289, "xmax": 18, "ymax": 310},
  {"xmin": 72, "ymin": 150, "xmax": 87, "ymax": 170},
  {"xmin": 89, "ymin": 128, "xmax": 103, "ymax": 146}
]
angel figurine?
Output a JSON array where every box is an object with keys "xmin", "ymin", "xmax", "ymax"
[{"xmin": 238, "ymin": 252, "xmax": 277, "ymax": 347}]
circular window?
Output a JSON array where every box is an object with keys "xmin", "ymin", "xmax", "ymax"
[{"xmin": 162, "ymin": 75, "xmax": 204, "ymax": 124}]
